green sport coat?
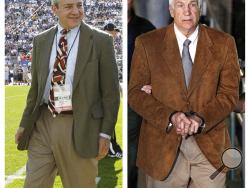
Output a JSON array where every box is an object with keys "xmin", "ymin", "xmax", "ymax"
[{"xmin": 17, "ymin": 22, "xmax": 120, "ymax": 158}]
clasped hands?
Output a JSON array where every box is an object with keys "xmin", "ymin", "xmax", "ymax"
[
  {"xmin": 141, "ymin": 85, "xmax": 202, "ymax": 137},
  {"xmin": 170, "ymin": 112, "xmax": 202, "ymax": 137}
]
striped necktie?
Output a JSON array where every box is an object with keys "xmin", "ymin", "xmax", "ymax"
[{"xmin": 48, "ymin": 29, "xmax": 70, "ymax": 117}]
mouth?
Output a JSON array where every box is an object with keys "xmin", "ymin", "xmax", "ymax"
[
  {"xmin": 69, "ymin": 17, "xmax": 80, "ymax": 20},
  {"xmin": 183, "ymin": 19, "xmax": 193, "ymax": 22},
  {"xmin": 182, "ymin": 19, "xmax": 194, "ymax": 25},
  {"xmin": 68, "ymin": 15, "xmax": 82, "ymax": 20}
]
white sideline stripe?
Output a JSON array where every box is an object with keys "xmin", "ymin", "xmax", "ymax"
[
  {"xmin": 5, "ymin": 166, "xmax": 101, "ymax": 186},
  {"xmin": 5, "ymin": 175, "xmax": 25, "ymax": 180},
  {"xmin": 5, "ymin": 166, "xmax": 26, "ymax": 185},
  {"xmin": 5, "ymin": 95, "xmax": 26, "ymax": 99},
  {"xmin": 96, "ymin": 176, "xmax": 101, "ymax": 184}
]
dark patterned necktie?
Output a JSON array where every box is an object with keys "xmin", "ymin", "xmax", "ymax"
[
  {"xmin": 182, "ymin": 39, "xmax": 192, "ymax": 88},
  {"xmin": 48, "ymin": 29, "xmax": 70, "ymax": 117}
]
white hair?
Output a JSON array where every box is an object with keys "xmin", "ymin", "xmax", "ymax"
[{"xmin": 169, "ymin": 0, "xmax": 202, "ymax": 8}]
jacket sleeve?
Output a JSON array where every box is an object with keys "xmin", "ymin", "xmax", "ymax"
[
  {"xmin": 197, "ymin": 36, "xmax": 240, "ymax": 132},
  {"xmin": 99, "ymin": 35, "xmax": 120, "ymax": 136},
  {"xmin": 19, "ymin": 36, "xmax": 39, "ymax": 129},
  {"xmin": 128, "ymin": 37, "xmax": 175, "ymax": 132}
]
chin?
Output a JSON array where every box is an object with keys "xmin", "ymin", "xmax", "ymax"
[
  {"xmin": 183, "ymin": 24, "xmax": 195, "ymax": 30},
  {"xmin": 68, "ymin": 23, "xmax": 81, "ymax": 29}
]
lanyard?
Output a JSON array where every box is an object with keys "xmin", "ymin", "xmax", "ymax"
[{"xmin": 55, "ymin": 27, "xmax": 80, "ymax": 58}]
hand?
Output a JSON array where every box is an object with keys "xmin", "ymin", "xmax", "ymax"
[
  {"xmin": 96, "ymin": 137, "xmax": 110, "ymax": 160},
  {"xmin": 187, "ymin": 115, "xmax": 201, "ymax": 136},
  {"xmin": 171, "ymin": 112, "xmax": 191, "ymax": 136},
  {"xmin": 15, "ymin": 127, "xmax": 24, "ymax": 144},
  {"xmin": 141, "ymin": 85, "xmax": 152, "ymax": 95}
]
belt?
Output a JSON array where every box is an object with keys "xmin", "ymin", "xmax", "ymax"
[
  {"xmin": 42, "ymin": 103, "xmax": 73, "ymax": 115},
  {"xmin": 60, "ymin": 110, "xmax": 73, "ymax": 115}
]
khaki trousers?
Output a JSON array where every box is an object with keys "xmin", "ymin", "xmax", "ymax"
[
  {"xmin": 24, "ymin": 106, "xmax": 98, "ymax": 188},
  {"xmin": 145, "ymin": 136, "xmax": 226, "ymax": 188}
]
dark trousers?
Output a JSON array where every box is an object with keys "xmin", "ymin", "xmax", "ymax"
[{"xmin": 128, "ymin": 106, "xmax": 142, "ymax": 188}]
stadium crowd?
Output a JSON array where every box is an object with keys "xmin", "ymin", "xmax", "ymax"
[{"xmin": 5, "ymin": 0, "xmax": 122, "ymax": 84}]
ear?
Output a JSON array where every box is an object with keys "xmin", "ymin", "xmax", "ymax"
[
  {"xmin": 52, "ymin": 4, "xmax": 58, "ymax": 16},
  {"xmin": 169, "ymin": 6, "xmax": 174, "ymax": 18}
]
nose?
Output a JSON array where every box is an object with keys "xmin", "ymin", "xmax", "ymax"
[
  {"xmin": 71, "ymin": 5, "xmax": 82, "ymax": 15},
  {"xmin": 183, "ymin": 5, "xmax": 191, "ymax": 15}
]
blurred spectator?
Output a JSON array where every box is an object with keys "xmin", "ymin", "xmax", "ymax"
[{"xmin": 5, "ymin": 65, "xmax": 9, "ymax": 85}]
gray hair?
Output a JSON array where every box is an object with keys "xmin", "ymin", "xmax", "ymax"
[
  {"xmin": 51, "ymin": 0, "xmax": 60, "ymax": 5},
  {"xmin": 169, "ymin": 0, "xmax": 202, "ymax": 8}
]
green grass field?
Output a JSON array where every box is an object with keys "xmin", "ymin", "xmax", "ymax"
[{"xmin": 5, "ymin": 86, "xmax": 122, "ymax": 188}]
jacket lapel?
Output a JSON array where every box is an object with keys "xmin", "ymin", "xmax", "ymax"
[
  {"xmin": 188, "ymin": 25, "xmax": 213, "ymax": 96},
  {"xmin": 39, "ymin": 26, "xmax": 57, "ymax": 88},
  {"xmin": 161, "ymin": 24, "xmax": 187, "ymax": 92},
  {"xmin": 73, "ymin": 22, "xmax": 93, "ymax": 92}
]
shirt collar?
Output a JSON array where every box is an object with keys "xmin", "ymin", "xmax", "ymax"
[
  {"xmin": 174, "ymin": 24, "xmax": 199, "ymax": 45},
  {"xmin": 57, "ymin": 24, "xmax": 81, "ymax": 35}
]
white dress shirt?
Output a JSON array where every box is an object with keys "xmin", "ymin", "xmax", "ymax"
[{"xmin": 174, "ymin": 24, "xmax": 199, "ymax": 63}]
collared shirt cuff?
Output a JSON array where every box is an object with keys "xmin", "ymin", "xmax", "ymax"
[{"xmin": 99, "ymin": 133, "xmax": 111, "ymax": 140}]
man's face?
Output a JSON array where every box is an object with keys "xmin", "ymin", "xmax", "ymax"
[
  {"xmin": 170, "ymin": 0, "xmax": 200, "ymax": 36},
  {"xmin": 52, "ymin": 0, "xmax": 84, "ymax": 29}
]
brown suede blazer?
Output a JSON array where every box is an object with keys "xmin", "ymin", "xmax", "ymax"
[{"xmin": 128, "ymin": 23, "xmax": 240, "ymax": 180}]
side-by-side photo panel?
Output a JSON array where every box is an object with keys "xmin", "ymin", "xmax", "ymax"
[
  {"xmin": 5, "ymin": 0, "xmax": 123, "ymax": 187},
  {"xmin": 128, "ymin": 0, "xmax": 244, "ymax": 188}
]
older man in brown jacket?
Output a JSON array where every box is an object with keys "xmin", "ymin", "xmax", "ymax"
[{"xmin": 128, "ymin": 0, "xmax": 240, "ymax": 187}]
